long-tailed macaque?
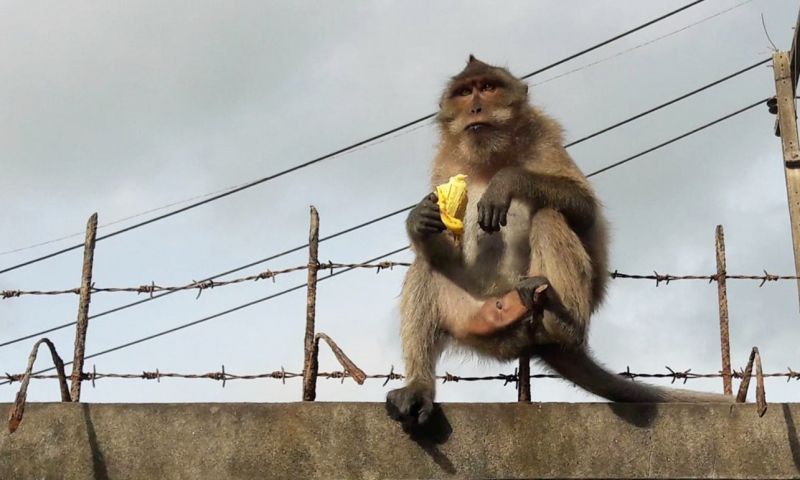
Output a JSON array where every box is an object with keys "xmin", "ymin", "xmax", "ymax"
[{"xmin": 387, "ymin": 56, "xmax": 730, "ymax": 426}]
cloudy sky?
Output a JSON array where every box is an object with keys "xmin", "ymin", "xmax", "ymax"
[{"xmin": 1, "ymin": 0, "xmax": 799, "ymax": 406}]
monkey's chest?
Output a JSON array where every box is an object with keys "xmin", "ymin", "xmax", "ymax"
[{"xmin": 460, "ymin": 186, "xmax": 532, "ymax": 294}]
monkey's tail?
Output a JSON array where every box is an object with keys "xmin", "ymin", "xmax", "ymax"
[{"xmin": 536, "ymin": 345, "xmax": 733, "ymax": 403}]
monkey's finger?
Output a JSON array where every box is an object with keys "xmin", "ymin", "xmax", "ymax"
[
  {"xmin": 483, "ymin": 208, "xmax": 495, "ymax": 231},
  {"xmin": 499, "ymin": 208, "xmax": 508, "ymax": 227},
  {"xmin": 418, "ymin": 209, "xmax": 443, "ymax": 221},
  {"xmin": 478, "ymin": 204, "xmax": 491, "ymax": 231},
  {"xmin": 490, "ymin": 208, "xmax": 503, "ymax": 231},
  {"xmin": 417, "ymin": 224, "xmax": 444, "ymax": 234},
  {"xmin": 417, "ymin": 398, "xmax": 434, "ymax": 425},
  {"xmin": 385, "ymin": 390, "xmax": 407, "ymax": 421},
  {"xmin": 386, "ymin": 401, "xmax": 403, "ymax": 421},
  {"xmin": 418, "ymin": 217, "xmax": 446, "ymax": 229},
  {"xmin": 483, "ymin": 207, "xmax": 498, "ymax": 232},
  {"xmin": 410, "ymin": 208, "xmax": 443, "ymax": 223},
  {"xmin": 417, "ymin": 218, "xmax": 447, "ymax": 230}
]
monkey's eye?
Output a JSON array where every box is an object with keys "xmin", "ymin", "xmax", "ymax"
[
  {"xmin": 481, "ymin": 83, "xmax": 495, "ymax": 92},
  {"xmin": 457, "ymin": 87, "xmax": 472, "ymax": 97}
]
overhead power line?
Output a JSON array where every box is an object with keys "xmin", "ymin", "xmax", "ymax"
[
  {"xmin": 0, "ymin": 96, "xmax": 763, "ymax": 376},
  {"xmin": 565, "ymin": 58, "xmax": 769, "ymax": 147},
  {"xmin": 0, "ymin": 120, "xmax": 434, "ymax": 258},
  {"xmin": 0, "ymin": 89, "xmax": 764, "ymax": 370},
  {"xmin": 0, "ymin": 206, "xmax": 413, "ymax": 348},
  {"xmin": 585, "ymin": 97, "xmax": 766, "ymax": 178},
  {"xmin": 33, "ymin": 95, "xmax": 760, "ymax": 366},
  {"xmin": 519, "ymin": 0, "xmax": 707, "ymax": 81},
  {"xmin": 0, "ymin": 0, "xmax": 708, "ymax": 276},
  {"xmin": 0, "ymin": 247, "xmax": 411, "ymax": 386},
  {"xmin": 0, "ymin": 62, "xmax": 767, "ymax": 349},
  {"xmin": 0, "ymin": 95, "xmax": 766, "ymax": 351},
  {"xmin": 531, "ymin": 0, "xmax": 754, "ymax": 88}
]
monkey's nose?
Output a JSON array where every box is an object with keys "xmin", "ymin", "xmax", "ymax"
[{"xmin": 471, "ymin": 105, "xmax": 482, "ymax": 114}]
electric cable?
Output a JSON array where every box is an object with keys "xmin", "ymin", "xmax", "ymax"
[{"xmin": 0, "ymin": 0, "xmax": 708, "ymax": 276}]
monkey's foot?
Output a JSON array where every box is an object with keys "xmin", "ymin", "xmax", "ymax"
[
  {"xmin": 386, "ymin": 386, "xmax": 434, "ymax": 426},
  {"xmin": 462, "ymin": 290, "xmax": 530, "ymax": 337},
  {"xmin": 515, "ymin": 276, "xmax": 551, "ymax": 310},
  {"xmin": 520, "ymin": 276, "xmax": 586, "ymax": 346}
]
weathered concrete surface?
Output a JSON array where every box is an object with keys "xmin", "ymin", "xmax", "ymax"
[{"xmin": 1, "ymin": 402, "xmax": 799, "ymax": 479}]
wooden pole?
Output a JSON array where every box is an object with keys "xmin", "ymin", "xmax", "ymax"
[
  {"xmin": 517, "ymin": 355, "xmax": 531, "ymax": 402},
  {"xmin": 715, "ymin": 225, "xmax": 732, "ymax": 396},
  {"xmin": 772, "ymin": 51, "xmax": 800, "ymax": 310},
  {"xmin": 302, "ymin": 206, "xmax": 320, "ymax": 401},
  {"xmin": 774, "ymin": 9, "xmax": 800, "ymax": 136},
  {"xmin": 69, "ymin": 213, "xmax": 98, "ymax": 401}
]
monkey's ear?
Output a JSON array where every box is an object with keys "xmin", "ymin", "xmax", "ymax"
[{"xmin": 523, "ymin": 84, "xmax": 529, "ymax": 95}]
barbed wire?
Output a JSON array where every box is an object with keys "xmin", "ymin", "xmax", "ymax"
[
  {"xmin": 4, "ymin": 264, "xmax": 797, "ymax": 300},
  {"xmin": 4, "ymin": 365, "xmax": 798, "ymax": 388},
  {"xmin": 608, "ymin": 270, "xmax": 799, "ymax": 287},
  {"xmin": 0, "ymin": 261, "xmax": 412, "ymax": 300}
]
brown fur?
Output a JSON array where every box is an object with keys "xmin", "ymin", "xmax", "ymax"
[{"xmin": 389, "ymin": 57, "xmax": 730, "ymax": 417}]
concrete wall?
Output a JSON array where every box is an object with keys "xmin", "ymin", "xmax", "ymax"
[{"xmin": 1, "ymin": 402, "xmax": 799, "ymax": 479}]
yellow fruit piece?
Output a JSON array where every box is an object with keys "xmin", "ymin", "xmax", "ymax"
[{"xmin": 435, "ymin": 174, "xmax": 468, "ymax": 236}]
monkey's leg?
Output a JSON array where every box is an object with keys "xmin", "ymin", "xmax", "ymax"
[
  {"xmin": 527, "ymin": 209, "xmax": 593, "ymax": 347},
  {"xmin": 460, "ymin": 285, "xmax": 551, "ymax": 336},
  {"xmin": 386, "ymin": 264, "xmax": 447, "ymax": 426}
]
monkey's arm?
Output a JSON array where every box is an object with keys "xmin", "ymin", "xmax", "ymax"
[{"xmin": 477, "ymin": 166, "xmax": 596, "ymax": 234}]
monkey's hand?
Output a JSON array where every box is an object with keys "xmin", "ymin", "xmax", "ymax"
[
  {"xmin": 477, "ymin": 174, "xmax": 514, "ymax": 233},
  {"xmin": 386, "ymin": 385, "xmax": 434, "ymax": 426},
  {"xmin": 407, "ymin": 193, "xmax": 446, "ymax": 239}
]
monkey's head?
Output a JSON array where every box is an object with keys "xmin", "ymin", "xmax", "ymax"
[{"xmin": 437, "ymin": 55, "xmax": 530, "ymax": 162}]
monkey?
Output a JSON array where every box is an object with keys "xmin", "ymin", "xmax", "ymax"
[{"xmin": 386, "ymin": 56, "xmax": 731, "ymax": 426}]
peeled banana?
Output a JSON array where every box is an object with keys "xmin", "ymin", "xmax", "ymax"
[{"xmin": 435, "ymin": 174, "xmax": 468, "ymax": 236}]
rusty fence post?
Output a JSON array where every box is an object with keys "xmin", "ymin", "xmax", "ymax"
[
  {"xmin": 517, "ymin": 355, "xmax": 531, "ymax": 402},
  {"xmin": 715, "ymin": 225, "xmax": 732, "ymax": 396},
  {"xmin": 736, "ymin": 347, "xmax": 768, "ymax": 417},
  {"xmin": 315, "ymin": 333, "xmax": 367, "ymax": 384},
  {"xmin": 7, "ymin": 338, "xmax": 71, "ymax": 433},
  {"xmin": 69, "ymin": 213, "xmax": 98, "ymax": 402},
  {"xmin": 302, "ymin": 206, "xmax": 320, "ymax": 401}
]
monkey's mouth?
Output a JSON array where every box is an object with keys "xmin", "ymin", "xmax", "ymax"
[{"xmin": 465, "ymin": 122, "xmax": 492, "ymax": 132}]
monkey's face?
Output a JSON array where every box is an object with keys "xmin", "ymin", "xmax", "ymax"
[{"xmin": 438, "ymin": 63, "xmax": 529, "ymax": 162}]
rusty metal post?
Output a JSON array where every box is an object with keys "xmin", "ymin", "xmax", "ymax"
[
  {"xmin": 69, "ymin": 213, "xmax": 98, "ymax": 402},
  {"xmin": 715, "ymin": 225, "xmax": 732, "ymax": 396},
  {"xmin": 754, "ymin": 348, "xmax": 767, "ymax": 417},
  {"xmin": 316, "ymin": 333, "xmax": 367, "ymax": 384},
  {"xmin": 736, "ymin": 347, "xmax": 768, "ymax": 417},
  {"xmin": 8, "ymin": 338, "xmax": 70, "ymax": 433},
  {"xmin": 302, "ymin": 206, "xmax": 320, "ymax": 401},
  {"xmin": 517, "ymin": 355, "xmax": 531, "ymax": 402},
  {"xmin": 772, "ymin": 51, "xmax": 800, "ymax": 310}
]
